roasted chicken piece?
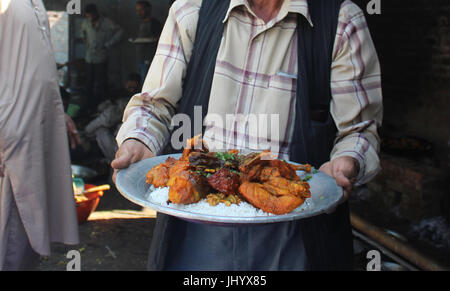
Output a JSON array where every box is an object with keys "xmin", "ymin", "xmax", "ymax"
[
  {"xmin": 238, "ymin": 152, "xmax": 311, "ymax": 214},
  {"xmin": 167, "ymin": 174, "xmax": 208, "ymax": 205},
  {"xmin": 239, "ymin": 175, "xmax": 311, "ymax": 215},
  {"xmin": 146, "ymin": 156, "xmax": 209, "ymax": 205},
  {"xmin": 239, "ymin": 182, "xmax": 306, "ymax": 215},
  {"xmin": 239, "ymin": 152, "xmax": 267, "ymax": 181},
  {"xmin": 260, "ymin": 176, "xmax": 310, "ymax": 198},
  {"xmin": 168, "ymin": 159, "xmax": 190, "ymax": 178},
  {"xmin": 166, "ymin": 159, "xmax": 210, "ymax": 204},
  {"xmin": 239, "ymin": 151, "xmax": 309, "ymax": 182},
  {"xmin": 239, "ymin": 151, "xmax": 268, "ymax": 172},
  {"xmin": 266, "ymin": 159, "xmax": 301, "ymax": 181},
  {"xmin": 290, "ymin": 163, "xmax": 312, "ymax": 173},
  {"xmin": 146, "ymin": 157, "xmax": 178, "ymax": 188}
]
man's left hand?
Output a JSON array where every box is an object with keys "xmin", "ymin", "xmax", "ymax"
[{"xmin": 319, "ymin": 156, "xmax": 359, "ymax": 202}]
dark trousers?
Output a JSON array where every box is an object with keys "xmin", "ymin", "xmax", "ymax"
[
  {"xmin": 147, "ymin": 202, "xmax": 353, "ymax": 271},
  {"xmin": 85, "ymin": 61, "xmax": 108, "ymax": 112},
  {"xmin": 0, "ymin": 177, "xmax": 40, "ymax": 271}
]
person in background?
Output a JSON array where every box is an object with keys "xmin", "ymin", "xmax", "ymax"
[
  {"xmin": 130, "ymin": 1, "xmax": 163, "ymax": 82},
  {"xmin": 0, "ymin": 0, "xmax": 80, "ymax": 270},
  {"xmin": 82, "ymin": 3, "xmax": 123, "ymax": 113},
  {"xmin": 84, "ymin": 73, "xmax": 142, "ymax": 163}
]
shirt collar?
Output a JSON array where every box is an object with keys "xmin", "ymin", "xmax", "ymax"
[{"xmin": 223, "ymin": 0, "xmax": 313, "ymax": 27}]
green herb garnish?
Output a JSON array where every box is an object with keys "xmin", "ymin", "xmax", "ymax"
[{"xmin": 215, "ymin": 152, "xmax": 237, "ymax": 162}]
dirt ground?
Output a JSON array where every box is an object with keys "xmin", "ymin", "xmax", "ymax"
[{"xmin": 37, "ymin": 180, "xmax": 157, "ymax": 271}]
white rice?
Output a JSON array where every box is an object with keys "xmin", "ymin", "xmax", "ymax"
[{"xmin": 145, "ymin": 186, "xmax": 314, "ymax": 217}]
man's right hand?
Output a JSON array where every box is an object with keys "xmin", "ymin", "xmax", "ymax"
[{"xmin": 111, "ymin": 139, "xmax": 155, "ymax": 183}]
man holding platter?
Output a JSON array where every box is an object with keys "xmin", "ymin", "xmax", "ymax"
[{"xmin": 112, "ymin": 0, "xmax": 382, "ymax": 270}]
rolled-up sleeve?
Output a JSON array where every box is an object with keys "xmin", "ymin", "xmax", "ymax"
[
  {"xmin": 330, "ymin": 1, "xmax": 383, "ymax": 185},
  {"xmin": 116, "ymin": 0, "xmax": 201, "ymax": 154}
]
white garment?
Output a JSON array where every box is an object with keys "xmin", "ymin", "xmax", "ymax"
[{"xmin": 0, "ymin": 0, "xmax": 79, "ymax": 257}]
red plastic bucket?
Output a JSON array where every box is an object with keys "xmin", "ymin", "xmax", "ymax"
[{"xmin": 75, "ymin": 184, "xmax": 104, "ymax": 224}]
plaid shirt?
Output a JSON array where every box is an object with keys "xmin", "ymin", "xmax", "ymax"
[{"xmin": 117, "ymin": 0, "xmax": 383, "ymax": 184}]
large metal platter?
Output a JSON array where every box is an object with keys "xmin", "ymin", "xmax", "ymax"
[{"xmin": 116, "ymin": 154, "xmax": 344, "ymax": 225}]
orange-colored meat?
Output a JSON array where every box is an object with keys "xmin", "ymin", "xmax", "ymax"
[
  {"xmin": 146, "ymin": 157, "xmax": 178, "ymax": 188},
  {"xmin": 167, "ymin": 175, "xmax": 206, "ymax": 205},
  {"xmin": 291, "ymin": 163, "xmax": 312, "ymax": 173},
  {"xmin": 239, "ymin": 182, "xmax": 305, "ymax": 215},
  {"xmin": 168, "ymin": 160, "xmax": 190, "ymax": 178},
  {"xmin": 261, "ymin": 176, "xmax": 311, "ymax": 199},
  {"xmin": 146, "ymin": 157, "xmax": 207, "ymax": 204},
  {"xmin": 266, "ymin": 159, "xmax": 300, "ymax": 181}
]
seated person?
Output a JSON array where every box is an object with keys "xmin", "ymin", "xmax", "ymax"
[{"xmin": 84, "ymin": 73, "xmax": 142, "ymax": 163}]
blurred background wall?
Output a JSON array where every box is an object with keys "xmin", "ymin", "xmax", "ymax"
[{"xmin": 43, "ymin": 0, "xmax": 172, "ymax": 88}]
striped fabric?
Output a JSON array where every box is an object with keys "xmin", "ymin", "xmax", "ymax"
[{"xmin": 116, "ymin": 0, "xmax": 383, "ymax": 184}]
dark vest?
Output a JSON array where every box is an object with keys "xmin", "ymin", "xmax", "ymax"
[{"xmin": 176, "ymin": 0, "xmax": 344, "ymax": 167}]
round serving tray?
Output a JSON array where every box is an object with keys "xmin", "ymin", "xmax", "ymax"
[{"xmin": 116, "ymin": 154, "xmax": 344, "ymax": 225}]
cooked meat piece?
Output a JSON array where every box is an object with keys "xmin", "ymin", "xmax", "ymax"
[
  {"xmin": 167, "ymin": 175, "xmax": 206, "ymax": 205},
  {"xmin": 239, "ymin": 182, "xmax": 305, "ymax": 215},
  {"xmin": 240, "ymin": 153, "xmax": 304, "ymax": 184},
  {"xmin": 266, "ymin": 159, "xmax": 300, "ymax": 181},
  {"xmin": 146, "ymin": 164, "xmax": 170, "ymax": 188},
  {"xmin": 239, "ymin": 152, "xmax": 270, "ymax": 181},
  {"xmin": 290, "ymin": 163, "xmax": 312, "ymax": 173},
  {"xmin": 146, "ymin": 157, "xmax": 178, "ymax": 188},
  {"xmin": 238, "ymin": 153, "xmax": 310, "ymax": 214},
  {"xmin": 241, "ymin": 163, "xmax": 265, "ymax": 182},
  {"xmin": 188, "ymin": 152, "xmax": 220, "ymax": 169},
  {"xmin": 259, "ymin": 166, "xmax": 283, "ymax": 181},
  {"xmin": 239, "ymin": 151, "xmax": 268, "ymax": 171},
  {"xmin": 260, "ymin": 176, "xmax": 311, "ymax": 199},
  {"xmin": 168, "ymin": 159, "xmax": 190, "ymax": 178},
  {"xmin": 207, "ymin": 168, "xmax": 241, "ymax": 195}
]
